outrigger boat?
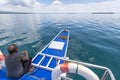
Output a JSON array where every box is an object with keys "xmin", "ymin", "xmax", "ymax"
[{"xmin": 0, "ymin": 30, "xmax": 115, "ymax": 80}]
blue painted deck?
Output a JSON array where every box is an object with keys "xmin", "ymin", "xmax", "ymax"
[
  {"xmin": 20, "ymin": 30, "xmax": 69, "ymax": 80},
  {"xmin": 0, "ymin": 68, "xmax": 19, "ymax": 80},
  {"xmin": 41, "ymin": 31, "xmax": 68, "ymax": 57}
]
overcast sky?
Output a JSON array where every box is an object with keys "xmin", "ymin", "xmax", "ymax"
[{"xmin": 0, "ymin": 0, "xmax": 120, "ymax": 13}]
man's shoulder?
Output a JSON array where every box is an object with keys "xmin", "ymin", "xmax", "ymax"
[{"xmin": 6, "ymin": 53, "xmax": 20, "ymax": 59}]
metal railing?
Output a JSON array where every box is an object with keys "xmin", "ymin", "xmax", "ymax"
[{"xmin": 32, "ymin": 53, "xmax": 115, "ymax": 80}]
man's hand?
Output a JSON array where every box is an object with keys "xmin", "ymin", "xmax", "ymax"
[{"xmin": 20, "ymin": 51, "xmax": 29, "ymax": 61}]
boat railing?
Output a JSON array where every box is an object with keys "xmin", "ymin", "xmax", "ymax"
[{"xmin": 32, "ymin": 53, "xmax": 115, "ymax": 80}]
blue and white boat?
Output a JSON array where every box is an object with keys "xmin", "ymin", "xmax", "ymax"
[{"xmin": 0, "ymin": 30, "xmax": 115, "ymax": 80}]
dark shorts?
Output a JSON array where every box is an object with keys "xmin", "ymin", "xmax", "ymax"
[{"xmin": 21, "ymin": 58, "xmax": 32, "ymax": 73}]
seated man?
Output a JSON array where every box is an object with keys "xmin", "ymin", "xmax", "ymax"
[{"xmin": 5, "ymin": 44, "xmax": 33, "ymax": 78}]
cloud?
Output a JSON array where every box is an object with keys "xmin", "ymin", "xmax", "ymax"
[
  {"xmin": 86, "ymin": 0, "xmax": 120, "ymax": 12},
  {"xmin": 51, "ymin": 0, "xmax": 62, "ymax": 5},
  {"xmin": 0, "ymin": 0, "xmax": 120, "ymax": 13},
  {"xmin": 0, "ymin": 0, "xmax": 42, "ymax": 12},
  {"xmin": 0, "ymin": 0, "xmax": 41, "ymax": 8},
  {"xmin": 8, "ymin": 0, "xmax": 35, "ymax": 7}
]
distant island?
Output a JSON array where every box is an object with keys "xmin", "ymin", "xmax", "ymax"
[
  {"xmin": 92, "ymin": 12, "xmax": 115, "ymax": 14},
  {"xmin": 0, "ymin": 11, "xmax": 118, "ymax": 14},
  {"xmin": 0, "ymin": 11, "xmax": 34, "ymax": 14},
  {"xmin": 0, "ymin": 11, "xmax": 86, "ymax": 14}
]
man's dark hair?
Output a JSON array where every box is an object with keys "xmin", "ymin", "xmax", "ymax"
[{"xmin": 8, "ymin": 44, "xmax": 18, "ymax": 54}]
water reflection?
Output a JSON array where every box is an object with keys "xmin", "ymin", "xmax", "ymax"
[{"xmin": 0, "ymin": 14, "xmax": 42, "ymax": 46}]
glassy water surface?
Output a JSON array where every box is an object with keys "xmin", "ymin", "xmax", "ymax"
[{"xmin": 0, "ymin": 14, "xmax": 120, "ymax": 79}]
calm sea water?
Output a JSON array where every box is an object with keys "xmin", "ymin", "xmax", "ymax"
[{"xmin": 0, "ymin": 14, "xmax": 120, "ymax": 79}]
